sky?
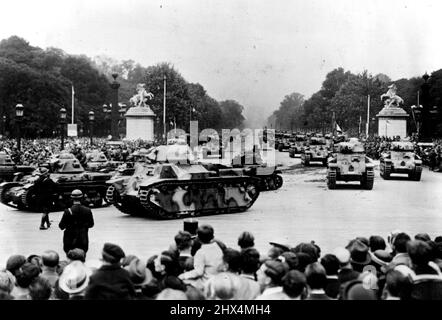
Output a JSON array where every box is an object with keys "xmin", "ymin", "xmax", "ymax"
[{"xmin": 1, "ymin": 0, "xmax": 441, "ymax": 126}]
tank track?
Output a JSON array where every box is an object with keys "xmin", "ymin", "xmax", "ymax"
[{"xmin": 138, "ymin": 177, "xmax": 260, "ymax": 219}]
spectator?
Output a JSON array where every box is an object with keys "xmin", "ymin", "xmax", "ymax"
[
  {"xmin": 28, "ymin": 277, "xmax": 52, "ymax": 300},
  {"xmin": 179, "ymin": 225, "xmax": 224, "ymax": 291},
  {"xmin": 414, "ymin": 233, "xmax": 431, "ymax": 242},
  {"xmin": 10, "ymin": 262, "xmax": 40, "ymax": 300},
  {"xmin": 256, "ymin": 260, "xmax": 289, "ymax": 299},
  {"xmin": 40, "ymin": 250, "xmax": 60, "ymax": 288},
  {"xmin": 174, "ymin": 231, "xmax": 194, "ymax": 273},
  {"xmin": 6, "ymin": 255, "xmax": 26, "ymax": 277},
  {"xmin": 320, "ymin": 254, "xmax": 340, "ymax": 299},
  {"xmin": 346, "ymin": 239, "xmax": 373, "ymax": 273},
  {"xmin": 67, "ymin": 248, "xmax": 86, "ymax": 263},
  {"xmin": 292, "ymin": 242, "xmax": 319, "ymax": 263},
  {"xmin": 369, "ymin": 235, "xmax": 387, "ymax": 252},
  {"xmin": 238, "ymin": 231, "xmax": 255, "ymax": 251},
  {"xmin": 342, "ymin": 280, "xmax": 377, "ymax": 300},
  {"xmin": 123, "ymin": 258, "xmax": 153, "ymax": 300},
  {"xmin": 59, "ymin": 260, "xmax": 92, "ymax": 300},
  {"xmin": 390, "ymin": 233, "xmax": 412, "ymax": 268},
  {"xmin": 305, "ymin": 262, "xmax": 332, "ymax": 300},
  {"xmin": 85, "ymin": 243, "xmax": 135, "ymax": 300},
  {"xmin": 0, "ymin": 271, "xmax": 15, "ymax": 296},
  {"xmin": 282, "ymin": 270, "xmax": 307, "ymax": 300},
  {"xmin": 156, "ymin": 288, "xmax": 188, "ymax": 300},
  {"xmin": 333, "ymin": 247, "xmax": 360, "ymax": 287},
  {"xmin": 383, "ymin": 269, "xmax": 412, "ymax": 300},
  {"xmin": 407, "ymin": 240, "xmax": 439, "ymax": 275}
]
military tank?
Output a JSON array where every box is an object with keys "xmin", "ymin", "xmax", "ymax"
[
  {"xmin": 0, "ymin": 153, "xmax": 112, "ymax": 211},
  {"xmin": 137, "ymin": 163, "xmax": 260, "ymax": 219},
  {"xmin": 0, "ymin": 152, "xmax": 35, "ymax": 182},
  {"xmin": 301, "ymin": 136, "xmax": 330, "ymax": 166},
  {"xmin": 326, "ymin": 140, "xmax": 374, "ymax": 190},
  {"xmin": 380, "ymin": 141, "xmax": 422, "ymax": 181},
  {"xmin": 289, "ymin": 135, "xmax": 307, "ymax": 158}
]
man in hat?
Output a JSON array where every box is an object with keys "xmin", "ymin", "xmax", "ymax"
[
  {"xmin": 255, "ymin": 260, "xmax": 289, "ymax": 299},
  {"xmin": 34, "ymin": 167, "xmax": 57, "ymax": 230},
  {"xmin": 59, "ymin": 189, "xmax": 94, "ymax": 256},
  {"xmin": 85, "ymin": 243, "xmax": 135, "ymax": 300}
]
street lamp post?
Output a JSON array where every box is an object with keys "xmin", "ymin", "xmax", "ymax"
[
  {"xmin": 88, "ymin": 111, "xmax": 95, "ymax": 145},
  {"xmin": 110, "ymin": 73, "xmax": 120, "ymax": 141},
  {"xmin": 60, "ymin": 108, "xmax": 67, "ymax": 150},
  {"xmin": 163, "ymin": 74, "xmax": 167, "ymax": 143},
  {"xmin": 15, "ymin": 104, "xmax": 24, "ymax": 151}
]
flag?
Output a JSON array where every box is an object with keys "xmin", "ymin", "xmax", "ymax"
[{"xmin": 336, "ymin": 123, "xmax": 342, "ymax": 133}]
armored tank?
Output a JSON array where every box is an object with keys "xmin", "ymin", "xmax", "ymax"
[
  {"xmin": 137, "ymin": 163, "xmax": 260, "ymax": 219},
  {"xmin": 327, "ymin": 140, "xmax": 374, "ymax": 190},
  {"xmin": 380, "ymin": 141, "xmax": 422, "ymax": 181},
  {"xmin": 0, "ymin": 153, "xmax": 112, "ymax": 211},
  {"xmin": 85, "ymin": 150, "xmax": 110, "ymax": 172},
  {"xmin": 0, "ymin": 152, "xmax": 35, "ymax": 182},
  {"xmin": 289, "ymin": 135, "xmax": 307, "ymax": 158},
  {"xmin": 301, "ymin": 137, "xmax": 329, "ymax": 166}
]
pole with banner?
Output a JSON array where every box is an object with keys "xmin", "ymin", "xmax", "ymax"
[
  {"xmin": 71, "ymin": 84, "xmax": 75, "ymax": 124},
  {"xmin": 366, "ymin": 95, "xmax": 370, "ymax": 137}
]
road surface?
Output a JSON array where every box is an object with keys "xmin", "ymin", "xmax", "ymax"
[{"xmin": 1, "ymin": 151, "xmax": 441, "ymax": 266}]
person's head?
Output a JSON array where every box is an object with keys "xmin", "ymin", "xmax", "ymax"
[
  {"xmin": 6, "ymin": 254, "xmax": 26, "ymax": 276},
  {"xmin": 197, "ymin": 225, "xmax": 214, "ymax": 244},
  {"xmin": 414, "ymin": 233, "xmax": 431, "ymax": 242},
  {"xmin": 393, "ymin": 233, "xmax": 411, "ymax": 254},
  {"xmin": 238, "ymin": 231, "xmax": 255, "ymax": 250},
  {"xmin": 29, "ymin": 277, "xmax": 52, "ymax": 300},
  {"xmin": 67, "ymin": 248, "xmax": 86, "ymax": 263},
  {"xmin": 205, "ymin": 274, "xmax": 236, "ymax": 300},
  {"xmin": 332, "ymin": 247, "xmax": 351, "ymax": 268},
  {"xmin": 42, "ymin": 250, "xmax": 59, "ymax": 268},
  {"xmin": 58, "ymin": 261, "xmax": 91, "ymax": 296},
  {"xmin": 174, "ymin": 231, "xmax": 193, "ymax": 251},
  {"xmin": 278, "ymin": 252, "xmax": 299, "ymax": 270},
  {"xmin": 282, "ymin": 270, "xmax": 307, "ymax": 299},
  {"xmin": 160, "ymin": 250, "xmax": 180, "ymax": 276},
  {"xmin": 320, "ymin": 254, "xmax": 340, "ymax": 276},
  {"xmin": 434, "ymin": 236, "xmax": 442, "ymax": 244},
  {"xmin": 221, "ymin": 248, "xmax": 242, "ymax": 273},
  {"xmin": 0, "ymin": 271, "xmax": 15, "ymax": 294},
  {"xmin": 240, "ymin": 248, "xmax": 261, "ymax": 275},
  {"xmin": 185, "ymin": 285, "xmax": 205, "ymax": 300},
  {"xmin": 156, "ymin": 288, "xmax": 188, "ymax": 300},
  {"xmin": 267, "ymin": 246, "xmax": 285, "ymax": 260},
  {"xmin": 15, "ymin": 262, "xmax": 40, "ymax": 288},
  {"xmin": 369, "ymin": 236, "xmax": 386, "ymax": 252},
  {"xmin": 292, "ymin": 242, "xmax": 319, "ymax": 262},
  {"xmin": 384, "ymin": 269, "xmax": 412, "ymax": 299},
  {"xmin": 407, "ymin": 240, "xmax": 432, "ymax": 268},
  {"xmin": 305, "ymin": 262, "xmax": 327, "ymax": 290},
  {"xmin": 70, "ymin": 189, "xmax": 83, "ymax": 203},
  {"xmin": 256, "ymin": 260, "xmax": 289, "ymax": 290},
  {"xmin": 101, "ymin": 243, "xmax": 125, "ymax": 265},
  {"xmin": 124, "ymin": 258, "xmax": 153, "ymax": 287}
]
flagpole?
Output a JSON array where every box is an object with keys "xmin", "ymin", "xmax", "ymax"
[
  {"xmin": 71, "ymin": 84, "xmax": 75, "ymax": 124},
  {"xmin": 366, "ymin": 95, "xmax": 370, "ymax": 137},
  {"xmin": 163, "ymin": 75, "xmax": 167, "ymax": 144}
]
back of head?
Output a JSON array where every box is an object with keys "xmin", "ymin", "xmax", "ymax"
[
  {"xmin": 320, "ymin": 254, "xmax": 340, "ymax": 276},
  {"xmin": 241, "ymin": 248, "xmax": 260, "ymax": 275},
  {"xmin": 156, "ymin": 288, "xmax": 188, "ymax": 300},
  {"xmin": 67, "ymin": 248, "xmax": 86, "ymax": 263},
  {"xmin": 197, "ymin": 225, "xmax": 214, "ymax": 244},
  {"xmin": 407, "ymin": 240, "xmax": 432, "ymax": 267},
  {"xmin": 305, "ymin": 262, "xmax": 327, "ymax": 290},
  {"xmin": 29, "ymin": 277, "xmax": 52, "ymax": 300},
  {"xmin": 238, "ymin": 231, "xmax": 255, "ymax": 249},
  {"xmin": 42, "ymin": 250, "xmax": 59, "ymax": 268},
  {"xmin": 185, "ymin": 285, "xmax": 205, "ymax": 300},
  {"xmin": 415, "ymin": 233, "xmax": 431, "ymax": 242},
  {"xmin": 221, "ymin": 248, "xmax": 241, "ymax": 273},
  {"xmin": 393, "ymin": 233, "xmax": 411, "ymax": 253},
  {"xmin": 6, "ymin": 255, "xmax": 26, "ymax": 275},
  {"xmin": 282, "ymin": 270, "xmax": 306, "ymax": 298},
  {"xmin": 264, "ymin": 260, "xmax": 289, "ymax": 286},
  {"xmin": 205, "ymin": 273, "xmax": 236, "ymax": 300},
  {"xmin": 385, "ymin": 269, "xmax": 411, "ymax": 298},
  {"xmin": 369, "ymin": 235, "xmax": 386, "ymax": 252},
  {"xmin": 293, "ymin": 242, "xmax": 319, "ymax": 262},
  {"xmin": 343, "ymin": 281, "xmax": 377, "ymax": 300},
  {"xmin": 15, "ymin": 262, "xmax": 40, "ymax": 288},
  {"xmin": 174, "ymin": 231, "xmax": 193, "ymax": 251},
  {"xmin": 0, "ymin": 271, "xmax": 15, "ymax": 293}
]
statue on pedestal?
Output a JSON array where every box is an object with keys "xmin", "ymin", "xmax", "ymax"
[
  {"xmin": 381, "ymin": 84, "xmax": 404, "ymax": 109},
  {"xmin": 129, "ymin": 83, "xmax": 154, "ymax": 109}
]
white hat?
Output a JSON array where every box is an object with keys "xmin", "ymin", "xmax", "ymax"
[
  {"xmin": 333, "ymin": 247, "xmax": 351, "ymax": 264},
  {"xmin": 59, "ymin": 261, "xmax": 92, "ymax": 294}
]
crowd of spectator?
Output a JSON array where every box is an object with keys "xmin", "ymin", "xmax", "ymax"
[{"xmin": 1, "ymin": 225, "xmax": 442, "ymax": 300}]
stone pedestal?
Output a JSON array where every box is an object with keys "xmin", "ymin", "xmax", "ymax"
[
  {"xmin": 124, "ymin": 106, "xmax": 155, "ymax": 141},
  {"xmin": 376, "ymin": 107, "xmax": 409, "ymax": 138}
]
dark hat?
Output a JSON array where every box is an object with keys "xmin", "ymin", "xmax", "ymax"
[
  {"xmin": 39, "ymin": 167, "xmax": 49, "ymax": 175},
  {"xmin": 269, "ymin": 239, "xmax": 291, "ymax": 252},
  {"xmin": 348, "ymin": 240, "xmax": 371, "ymax": 265},
  {"xmin": 102, "ymin": 243, "xmax": 125, "ymax": 264},
  {"xmin": 124, "ymin": 258, "xmax": 153, "ymax": 286},
  {"xmin": 278, "ymin": 252, "xmax": 299, "ymax": 270},
  {"xmin": 16, "ymin": 262, "xmax": 40, "ymax": 286},
  {"xmin": 183, "ymin": 219, "xmax": 198, "ymax": 238},
  {"xmin": 343, "ymin": 280, "xmax": 377, "ymax": 300},
  {"xmin": 264, "ymin": 260, "xmax": 289, "ymax": 284},
  {"xmin": 293, "ymin": 242, "xmax": 319, "ymax": 261},
  {"xmin": 415, "ymin": 233, "xmax": 431, "ymax": 242},
  {"xmin": 6, "ymin": 255, "xmax": 26, "ymax": 273},
  {"xmin": 373, "ymin": 250, "xmax": 392, "ymax": 263},
  {"xmin": 67, "ymin": 248, "xmax": 86, "ymax": 262},
  {"xmin": 71, "ymin": 189, "xmax": 83, "ymax": 199}
]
